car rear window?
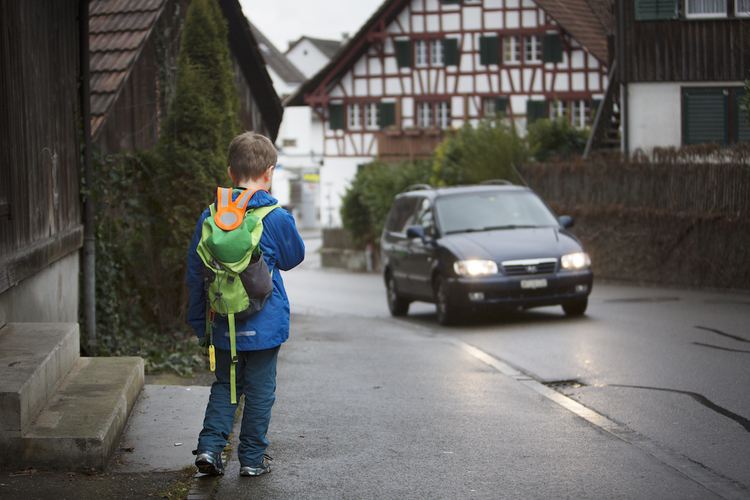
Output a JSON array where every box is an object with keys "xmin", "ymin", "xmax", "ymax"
[{"xmin": 435, "ymin": 190, "xmax": 560, "ymax": 234}]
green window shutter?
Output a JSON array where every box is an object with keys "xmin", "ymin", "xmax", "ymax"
[
  {"xmin": 444, "ymin": 38, "xmax": 459, "ymax": 66},
  {"xmin": 635, "ymin": 0, "xmax": 679, "ymax": 20},
  {"xmin": 734, "ymin": 88, "xmax": 750, "ymax": 143},
  {"xmin": 328, "ymin": 103, "xmax": 344, "ymax": 130},
  {"xmin": 395, "ymin": 40, "xmax": 412, "ymax": 68},
  {"xmin": 526, "ymin": 100, "xmax": 547, "ymax": 125},
  {"xmin": 442, "ymin": 0, "xmax": 461, "ymax": 3},
  {"xmin": 542, "ymin": 33, "xmax": 563, "ymax": 63},
  {"xmin": 479, "ymin": 36, "xmax": 499, "ymax": 66},
  {"xmin": 683, "ymin": 89, "xmax": 728, "ymax": 146},
  {"xmin": 379, "ymin": 102, "xmax": 396, "ymax": 128},
  {"xmin": 495, "ymin": 96, "xmax": 508, "ymax": 114}
]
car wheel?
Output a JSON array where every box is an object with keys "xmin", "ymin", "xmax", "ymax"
[
  {"xmin": 386, "ymin": 274, "xmax": 410, "ymax": 316},
  {"xmin": 563, "ymin": 297, "xmax": 588, "ymax": 316},
  {"xmin": 434, "ymin": 274, "xmax": 456, "ymax": 326}
]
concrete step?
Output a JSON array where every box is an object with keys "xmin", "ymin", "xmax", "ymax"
[
  {"xmin": 11, "ymin": 356, "xmax": 144, "ymax": 470},
  {"xmin": 0, "ymin": 323, "xmax": 80, "ymax": 436}
]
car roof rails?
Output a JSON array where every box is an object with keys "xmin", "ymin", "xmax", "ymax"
[
  {"xmin": 479, "ymin": 179, "xmax": 513, "ymax": 185},
  {"xmin": 404, "ymin": 184, "xmax": 432, "ymax": 192}
]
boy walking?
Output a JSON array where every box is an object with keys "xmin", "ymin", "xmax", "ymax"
[{"xmin": 186, "ymin": 131, "xmax": 305, "ymax": 476}]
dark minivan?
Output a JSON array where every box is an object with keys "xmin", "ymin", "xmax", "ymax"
[{"xmin": 381, "ymin": 182, "xmax": 593, "ymax": 325}]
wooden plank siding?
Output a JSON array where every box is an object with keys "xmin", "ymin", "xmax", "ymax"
[
  {"xmin": 0, "ymin": 0, "xmax": 84, "ymax": 294},
  {"xmin": 617, "ymin": 0, "xmax": 750, "ymax": 82}
]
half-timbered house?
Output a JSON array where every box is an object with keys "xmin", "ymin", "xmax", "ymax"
[
  {"xmin": 616, "ymin": 0, "xmax": 750, "ymax": 153},
  {"xmin": 287, "ymin": 0, "xmax": 612, "ymax": 227}
]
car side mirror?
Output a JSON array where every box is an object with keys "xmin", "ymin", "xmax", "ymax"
[
  {"xmin": 406, "ymin": 225, "xmax": 425, "ymax": 240},
  {"xmin": 558, "ymin": 216, "xmax": 574, "ymax": 229}
]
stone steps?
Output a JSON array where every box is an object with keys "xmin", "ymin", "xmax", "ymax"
[{"xmin": 0, "ymin": 323, "xmax": 144, "ymax": 470}]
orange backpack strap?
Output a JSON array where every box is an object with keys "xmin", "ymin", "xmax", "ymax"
[{"xmin": 214, "ymin": 187, "xmax": 266, "ymax": 230}]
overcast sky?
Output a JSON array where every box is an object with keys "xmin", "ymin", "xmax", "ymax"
[{"xmin": 238, "ymin": 0, "xmax": 385, "ymax": 52}]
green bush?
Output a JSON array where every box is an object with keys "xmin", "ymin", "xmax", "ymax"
[
  {"xmin": 431, "ymin": 119, "xmax": 527, "ymax": 186},
  {"xmin": 340, "ymin": 161, "xmax": 433, "ymax": 246},
  {"xmin": 83, "ymin": 0, "xmax": 241, "ymax": 375},
  {"xmin": 526, "ymin": 117, "xmax": 589, "ymax": 161}
]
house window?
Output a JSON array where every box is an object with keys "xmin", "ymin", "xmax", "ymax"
[
  {"xmin": 685, "ymin": 0, "xmax": 727, "ymax": 17},
  {"xmin": 570, "ymin": 100, "xmax": 591, "ymax": 128},
  {"xmin": 524, "ymin": 35, "xmax": 543, "ymax": 64},
  {"xmin": 364, "ymin": 102, "xmax": 380, "ymax": 130},
  {"xmin": 415, "ymin": 40, "xmax": 429, "ymax": 66},
  {"xmin": 348, "ymin": 103, "xmax": 362, "ymax": 129},
  {"xmin": 417, "ymin": 101, "xmax": 451, "ymax": 128},
  {"xmin": 736, "ymin": 0, "xmax": 750, "ymax": 15},
  {"xmin": 683, "ymin": 88, "xmax": 749, "ymax": 145},
  {"xmin": 282, "ymin": 138, "xmax": 297, "ymax": 148},
  {"xmin": 503, "ymin": 36, "xmax": 520, "ymax": 64},
  {"xmin": 417, "ymin": 102, "xmax": 432, "ymax": 128},
  {"xmin": 549, "ymin": 100, "xmax": 569, "ymax": 121},
  {"xmin": 436, "ymin": 101, "xmax": 451, "ymax": 128},
  {"xmin": 635, "ymin": 0, "xmax": 679, "ymax": 20},
  {"xmin": 483, "ymin": 96, "xmax": 509, "ymax": 117},
  {"xmin": 431, "ymin": 39, "xmax": 444, "ymax": 65},
  {"xmin": 414, "ymin": 39, "xmax": 451, "ymax": 67}
]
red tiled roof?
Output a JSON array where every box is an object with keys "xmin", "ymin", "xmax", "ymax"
[{"xmin": 88, "ymin": 0, "xmax": 166, "ymax": 138}]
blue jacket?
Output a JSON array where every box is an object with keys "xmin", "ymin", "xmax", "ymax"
[{"xmin": 186, "ymin": 189, "xmax": 305, "ymax": 351}]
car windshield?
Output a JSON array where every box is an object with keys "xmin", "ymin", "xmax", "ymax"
[{"xmin": 435, "ymin": 190, "xmax": 561, "ymax": 234}]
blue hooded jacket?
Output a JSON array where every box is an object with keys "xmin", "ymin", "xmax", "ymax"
[{"xmin": 186, "ymin": 189, "xmax": 305, "ymax": 351}]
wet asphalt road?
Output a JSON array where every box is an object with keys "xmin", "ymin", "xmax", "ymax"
[{"xmin": 209, "ymin": 236, "xmax": 750, "ymax": 499}]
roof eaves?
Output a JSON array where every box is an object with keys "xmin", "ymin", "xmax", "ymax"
[{"xmin": 286, "ymin": 0, "xmax": 409, "ymax": 107}]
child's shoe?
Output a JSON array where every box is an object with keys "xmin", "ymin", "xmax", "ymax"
[
  {"xmin": 240, "ymin": 454, "xmax": 272, "ymax": 476},
  {"xmin": 194, "ymin": 450, "xmax": 225, "ymax": 476}
]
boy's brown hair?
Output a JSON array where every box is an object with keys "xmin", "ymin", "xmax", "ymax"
[{"xmin": 227, "ymin": 131, "xmax": 278, "ymax": 181}]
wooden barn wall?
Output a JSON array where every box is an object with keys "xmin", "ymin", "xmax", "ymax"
[
  {"xmin": 95, "ymin": 38, "xmax": 160, "ymax": 155},
  {"xmin": 0, "ymin": 0, "xmax": 84, "ymax": 294},
  {"xmin": 617, "ymin": 0, "xmax": 750, "ymax": 82},
  {"xmin": 232, "ymin": 55, "xmax": 272, "ymax": 139}
]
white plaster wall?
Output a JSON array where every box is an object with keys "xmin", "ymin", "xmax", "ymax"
[
  {"xmin": 320, "ymin": 156, "xmax": 372, "ymax": 227},
  {"xmin": 266, "ymin": 67, "xmax": 298, "ymax": 98},
  {"xmin": 286, "ymin": 40, "xmax": 333, "ymax": 79},
  {"xmin": 627, "ymin": 82, "xmax": 682, "ymax": 153},
  {"xmin": 0, "ymin": 252, "xmax": 80, "ymax": 324}
]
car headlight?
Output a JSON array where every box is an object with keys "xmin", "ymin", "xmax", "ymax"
[
  {"xmin": 560, "ymin": 252, "xmax": 591, "ymax": 270},
  {"xmin": 454, "ymin": 260, "xmax": 499, "ymax": 276}
]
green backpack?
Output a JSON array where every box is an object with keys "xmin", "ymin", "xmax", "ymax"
[{"xmin": 196, "ymin": 187, "xmax": 278, "ymax": 403}]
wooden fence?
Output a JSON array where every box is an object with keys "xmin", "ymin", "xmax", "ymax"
[{"xmin": 518, "ymin": 150, "xmax": 750, "ymax": 290}]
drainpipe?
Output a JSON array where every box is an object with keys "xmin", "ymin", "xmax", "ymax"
[
  {"xmin": 621, "ymin": 82, "xmax": 629, "ymax": 156},
  {"xmin": 79, "ymin": 0, "xmax": 96, "ymax": 351}
]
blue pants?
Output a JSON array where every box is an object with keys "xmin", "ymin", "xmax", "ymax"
[{"xmin": 197, "ymin": 346, "xmax": 279, "ymax": 467}]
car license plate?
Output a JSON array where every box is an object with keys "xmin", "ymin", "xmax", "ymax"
[{"xmin": 521, "ymin": 278, "xmax": 547, "ymax": 289}]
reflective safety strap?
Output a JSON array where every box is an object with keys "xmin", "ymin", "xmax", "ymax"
[{"xmin": 229, "ymin": 312, "xmax": 238, "ymax": 404}]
